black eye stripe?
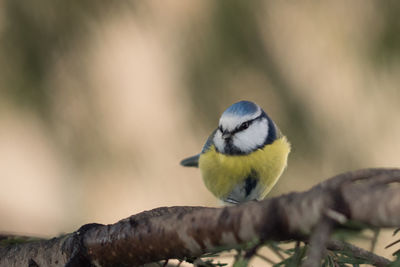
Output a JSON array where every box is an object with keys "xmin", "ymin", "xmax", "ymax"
[
  {"xmin": 218, "ymin": 114, "xmax": 264, "ymax": 136},
  {"xmin": 231, "ymin": 115, "xmax": 263, "ymax": 135}
]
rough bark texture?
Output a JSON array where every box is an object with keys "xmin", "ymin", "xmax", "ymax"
[{"xmin": 0, "ymin": 168, "xmax": 399, "ymax": 267}]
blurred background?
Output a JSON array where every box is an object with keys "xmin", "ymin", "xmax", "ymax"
[{"xmin": 0, "ymin": 0, "xmax": 399, "ymax": 262}]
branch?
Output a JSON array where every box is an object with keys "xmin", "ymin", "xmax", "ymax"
[{"xmin": 0, "ymin": 168, "xmax": 399, "ymax": 266}]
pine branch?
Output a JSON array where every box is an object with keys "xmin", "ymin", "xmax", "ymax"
[
  {"xmin": 0, "ymin": 168, "xmax": 399, "ymax": 266},
  {"xmin": 327, "ymin": 240, "xmax": 391, "ymax": 267}
]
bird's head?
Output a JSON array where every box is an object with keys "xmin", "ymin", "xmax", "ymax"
[{"xmin": 213, "ymin": 101, "xmax": 276, "ymax": 155}]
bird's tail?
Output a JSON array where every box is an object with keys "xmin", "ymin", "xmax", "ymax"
[{"xmin": 180, "ymin": 154, "xmax": 200, "ymax": 167}]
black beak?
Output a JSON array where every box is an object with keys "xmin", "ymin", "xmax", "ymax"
[{"xmin": 222, "ymin": 131, "xmax": 232, "ymax": 140}]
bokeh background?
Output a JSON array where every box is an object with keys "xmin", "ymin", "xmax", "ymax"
[{"xmin": 1, "ymin": 0, "xmax": 399, "ymax": 263}]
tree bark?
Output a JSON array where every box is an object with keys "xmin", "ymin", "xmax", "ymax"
[{"xmin": 0, "ymin": 168, "xmax": 399, "ymax": 267}]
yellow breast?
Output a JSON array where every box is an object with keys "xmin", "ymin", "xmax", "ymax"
[{"xmin": 198, "ymin": 137, "xmax": 290, "ymax": 201}]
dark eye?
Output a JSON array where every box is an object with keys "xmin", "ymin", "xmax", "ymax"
[
  {"xmin": 218, "ymin": 125, "xmax": 223, "ymax": 132},
  {"xmin": 240, "ymin": 121, "xmax": 250, "ymax": 130}
]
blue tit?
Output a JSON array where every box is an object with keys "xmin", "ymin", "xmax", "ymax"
[{"xmin": 180, "ymin": 100, "xmax": 290, "ymax": 204}]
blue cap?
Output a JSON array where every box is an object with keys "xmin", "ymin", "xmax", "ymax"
[{"xmin": 222, "ymin": 101, "xmax": 259, "ymax": 117}]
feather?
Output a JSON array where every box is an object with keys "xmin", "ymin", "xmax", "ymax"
[{"xmin": 180, "ymin": 154, "xmax": 200, "ymax": 167}]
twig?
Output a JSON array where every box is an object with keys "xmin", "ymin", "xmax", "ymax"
[
  {"xmin": 302, "ymin": 217, "xmax": 335, "ymax": 267},
  {"xmin": 371, "ymin": 228, "xmax": 380, "ymax": 252}
]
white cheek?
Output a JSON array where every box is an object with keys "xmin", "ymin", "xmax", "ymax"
[
  {"xmin": 213, "ymin": 130, "xmax": 225, "ymax": 153},
  {"xmin": 233, "ymin": 120, "xmax": 269, "ymax": 153}
]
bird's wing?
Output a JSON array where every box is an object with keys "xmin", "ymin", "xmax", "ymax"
[
  {"xmin": 180, "ymin": 129, "xmax": 217, "ymax": 168},
  {"xmin": 201, "ymin": 128, "xmax": 217, "ymax": 153}
]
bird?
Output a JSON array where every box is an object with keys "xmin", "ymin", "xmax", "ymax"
[{"xmin": 180, "ymin": 100, "xmax": 290, "ymax": 204}]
